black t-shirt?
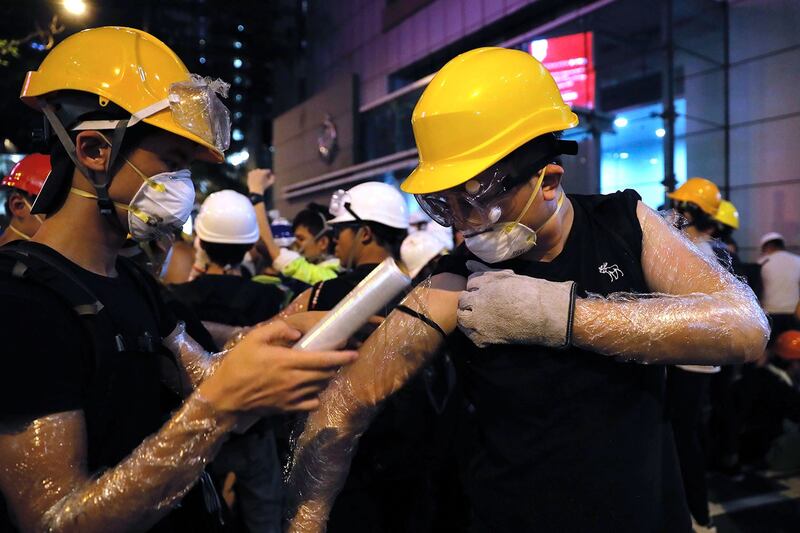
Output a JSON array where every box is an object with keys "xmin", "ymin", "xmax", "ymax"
[
  {"xmin": 434, "ymin": 190, "xmax": 689, "ymax": 532},
  {"xmin": 0, "ymin": 242, "xmax": 217, "ymax": 532},
  {"xmin": 169, "ymin": 274, "xmax": 284, "ymax": 327}
]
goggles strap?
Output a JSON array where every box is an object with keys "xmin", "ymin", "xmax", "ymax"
[{"xmin": 343, "ymin": 202, "xmax": 364, "ymax": 224}]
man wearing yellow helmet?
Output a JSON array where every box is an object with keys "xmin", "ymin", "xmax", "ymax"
[
  {"xmin": 287, "ymin": 47, "xmax": 769, "ymax": 532},
  {"xmin": 665, "ymin": 178, "xmax": 724, "ymax": 531},
  {"xmin": 0, "ymin": 27, "xmax": 357, "ymax": 533}
]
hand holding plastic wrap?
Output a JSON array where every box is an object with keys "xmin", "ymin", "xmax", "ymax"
[
  {"xmin": 0, "ymin": 321, "xmax": 357, "ymax": 532},
  {"xmin": 286, "ymin": 274, "xmax": 464, "ymax": 532},
  {"xmin": 0, "ymin": 392, "xmax": 235, "ymax": 533},
  {"xmin": 571, "ymin": 202, "xmax": 769, "ymax": 363}
]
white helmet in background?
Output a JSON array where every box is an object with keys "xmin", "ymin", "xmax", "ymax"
[
  {"xmin": 328, "ymin": 181, "xmax": 409, "ymax": 229},
  {"xmin": 195, "ymin": 190, "xmax": 259, "ymax": 244},
  {"xmin": 401, "ymin": 231, "xmax": 446, "ymax": 278}
]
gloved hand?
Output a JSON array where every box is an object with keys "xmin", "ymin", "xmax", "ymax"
[{"xmin": 457, "ymin": 260, "xmax": 577, "ymax": 348}]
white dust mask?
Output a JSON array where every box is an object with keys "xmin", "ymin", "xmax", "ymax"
[
  {"xmin": 464, "ymin": 168, "xmax": 565, "ymax": 263},
  {"xmin": 70, "ymin": 159, "xmax": 195, "ymax": 242}
]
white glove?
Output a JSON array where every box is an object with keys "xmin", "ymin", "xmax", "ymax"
[{"xmin": 457, "ymin": 260, "xmax": 577, "ymax": 348}]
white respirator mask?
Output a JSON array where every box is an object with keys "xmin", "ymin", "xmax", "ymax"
[{"xmin": 71, "ymin": 158, "xmax": 195, "ymax": 242}]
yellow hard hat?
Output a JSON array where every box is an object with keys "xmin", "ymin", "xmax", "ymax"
[
  {"xmin": 21, "ymin": 26, "xmax": 228, "ymax": 162},
  {"xmin": 714, "ymin": 199, "xmax": 739, "ymax": 229},
  {"xmin": 667, "ymin": 177, "xmax": 721, "ymax": 216},
  {"xmin": 401, "ymin": 47, "xmax": 579, "ymax": 195}
]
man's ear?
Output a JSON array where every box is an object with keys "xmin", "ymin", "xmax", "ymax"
[
  {"xmin": 8, "ymin": 193, "xmax": 28, "ymax": 218},
  {"xmin": 74, "ymin": 131, "xmax": 112, "ymax": 177},
  {"xmin": 318, "ymin": 234, "xmax": 331, "ymax": 250},
  {"xmin": 359, "ymin": 225, "xmax": 373, "ymax": 245},
  {"xmin": 541, "ymin": 163, "xmax": 564, "ymax": 201}
]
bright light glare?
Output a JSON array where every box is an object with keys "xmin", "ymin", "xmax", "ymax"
[
  {"xmin": 613, "ymin": 117, "xmax": 628, "ymax": 128},
  {"xmin": 226, "ymin": 149, "xmax": 250, "ymax": 166},
  {"xmin": 655, "ymin": 128, "xmax": 666, "ymax": 138},
  {"xmin": 233, "ymin": 58, "xmax": 243, "ymax": 68},
  {"xmin": 619, "ymin": 152, "xmax": 629, "ymax": 160},
  {"xmin": 63, "ymin": 0, "xmax": 87, "ymax": 16}
]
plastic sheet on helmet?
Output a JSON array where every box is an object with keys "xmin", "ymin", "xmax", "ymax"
[{"xmin": 167, "ymin": 75, "xmax": 231, "ymax": 153}]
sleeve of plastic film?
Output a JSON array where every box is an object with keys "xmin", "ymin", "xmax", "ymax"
[
  {"xmin": 572, "ymin": 202, "xmax": 770, "ymax": 365},
  {"xmin": 0, "ymin": 392, "xmax": 235, "ymax": 533},
  {"xmin": 163, "ymin": 321, "xmax": 226, "ymax": 390},
  {"xmin": 286, "ymin": 276, "xmax": 462, "ymax": 532}
]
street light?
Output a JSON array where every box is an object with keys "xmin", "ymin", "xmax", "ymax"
[{"xmin": 63, "ymin": 0, "xmax": 88, "ymax": 16}]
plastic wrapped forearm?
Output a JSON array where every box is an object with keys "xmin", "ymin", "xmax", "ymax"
[
  {"xmin": 0, "ymin": 392, "xmax": 235, "ymax": 533},
  {"xmin": 163, "ymin": 321, "xmax": 226, "ymax": 389},
  {"xmin": 572, "ymin": 204, "xmax": 769, "ymax": 364},
  {"xmin": 286, "ymin": 280, "xmax": 451, "ymax": 532}
]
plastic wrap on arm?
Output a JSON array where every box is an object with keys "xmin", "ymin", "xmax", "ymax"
[
  {"xmin": 0, "ymin": 392, "xmax": 235, "ymax": 533},
  {"xmin": 572, "ymin": 202, "xmax": 769, "ymax": 364},
  {"xmin": 286, "ymin": 274, "xmax": 463, "ymax": 532},
  {"xmin": 163, "ymin": 321, "xmax": 226, "ymax": 390}
]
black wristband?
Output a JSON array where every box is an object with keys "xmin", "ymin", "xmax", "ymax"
[{"xmin": 248, "ymin": 192, "xmax": 264, "ymax": 205}]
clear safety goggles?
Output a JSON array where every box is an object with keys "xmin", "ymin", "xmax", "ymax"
[
  {"xmin": 415, "ymin": 137, "xmax": 578, "ymax": 232},
  {"xmin": 73, "ymin": 74, "xmax": 231, "ymax": 154},
  {"xmin": 329, "ymin": 189, "xmax": 364, "ymax": 224}
]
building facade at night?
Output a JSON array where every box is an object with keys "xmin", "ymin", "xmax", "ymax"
[{"xmin": 271, "ymin": 0, "xmax": 800, "ymax": 260}]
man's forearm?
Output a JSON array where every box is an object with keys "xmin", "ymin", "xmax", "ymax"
[
  {"xmin": 42, "ymin": 392, "xmax": 235, "ymax": 532},
  {"xmin": 573, "ymin": 287, "xmax": 769, "ymax": 364},
  {"xmin": 287, "ymin": 377, "xmax": 378, "ymax": 532},
  {"xmin": 287, "ymin": 284, "xmax": 451, "ymax": 532},
  {"xmin": 163, "ymin": 322, "xmax": 227, "ymax": 390}
]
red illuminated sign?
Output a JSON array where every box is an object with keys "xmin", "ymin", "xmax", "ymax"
[{"xmin": 527, "ymin": 32, "xmax": 595, "ymax": 109}]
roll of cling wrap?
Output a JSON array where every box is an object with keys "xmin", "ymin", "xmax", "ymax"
[{"xmin": 295, "ymin": 258, "xmax": 412, "ymax": 351}]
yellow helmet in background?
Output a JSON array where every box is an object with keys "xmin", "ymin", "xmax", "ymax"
[
  {"xmin": 21, "ymin": 26, "xmax": 229, "ymax": 162},
  {"xmin": 714, "ymin": 199, "xmax": 740, "ymax": 229},
  {"xmin": 401, "ymin": 47, "xmax": 579, "ymax": 195},
  {"xmin": 667, "ymin": 177, "xmax": 721, "ymax": 216}
]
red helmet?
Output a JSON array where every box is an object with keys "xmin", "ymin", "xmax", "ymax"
[
  {"xmin": 2, "ymin": 153, "xmax": 50, "ymax": 197},
  {"xmin": 774, "ymin": 330, "xmax": 800, "ymax": 361}
]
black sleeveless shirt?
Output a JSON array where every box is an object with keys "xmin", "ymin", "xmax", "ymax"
[{"xmin": 434, "ymin": 190, "xmax": 689, "ymax": 532}]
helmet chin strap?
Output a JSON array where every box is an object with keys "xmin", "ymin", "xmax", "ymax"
[{"xmin": 40, "ymin": 102, "xmax": 129, "ymax": 235}]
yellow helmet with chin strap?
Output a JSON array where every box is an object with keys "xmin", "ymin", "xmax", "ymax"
[
  {"xmin": 21, "ymin": 26, "xmax": 229, "ymax": 163},
  {"xmin": 401, "ymin": 47, "xmax": 579, "ymax": 195}
]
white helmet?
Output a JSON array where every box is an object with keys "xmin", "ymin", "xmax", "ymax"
[
  {"xmin": 401, "ymin": 231, "xmax": 446, "ymax": 278},
  {"xmin": 195, "ymin": 190, "xmax": 259, "ymax": 244},
  {"xmin": 328, "ymin": 182, "xmax": 409, "ymax": 229}
]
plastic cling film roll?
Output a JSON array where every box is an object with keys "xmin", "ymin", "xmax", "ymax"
[{"xmin": 295, "ymin": 258, "xmax": 412, "ymax": 351}]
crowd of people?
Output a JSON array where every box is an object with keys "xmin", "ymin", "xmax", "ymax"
[{"xmin": 0, "ymin": 26, "xmax": 795, "ymax": 533}]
